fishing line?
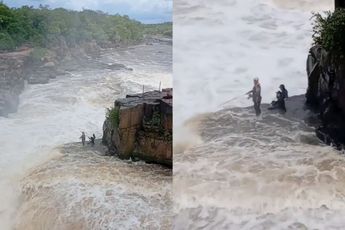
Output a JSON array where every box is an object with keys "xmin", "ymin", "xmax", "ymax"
[{"xmin": 218, "ymin": 94, "xmax": 247, "ymax": 108}]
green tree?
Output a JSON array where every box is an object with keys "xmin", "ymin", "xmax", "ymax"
[
  {"xmin": 313, "ymin": 9, "xmax": 345, "ymax": 59},
  {"xmin": 0, "ymin": 32, "xmax": 15, "ymax": 50}
]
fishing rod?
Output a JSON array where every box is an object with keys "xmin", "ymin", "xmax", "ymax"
[
  {"xmin": 219, "ymin": 78, "xmax": 258, "ymax": 107},
  {"xmin": 219, "ymin": 93, "xmax": 248, "ymax": 107}
]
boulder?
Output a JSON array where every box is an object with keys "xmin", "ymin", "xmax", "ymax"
[
  {"xmin": 102, "ymin": 89, "xmax": 173, "ymax": 167},
  {"xmin": 107, "ymin": 63, "xmax": 127, "ymax": 70}
]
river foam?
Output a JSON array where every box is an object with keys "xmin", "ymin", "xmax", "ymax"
[{"xmin": 15, "ymin": 142, "xmax": 172, "ymax": 230}]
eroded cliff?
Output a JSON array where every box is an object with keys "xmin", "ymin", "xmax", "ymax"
[
  {"xmin": 306, "ymin": 45, "xmax": 345, "ymax": 148},
  {"xmin": 103, "ymin": 89, "xmax": 172, "ymax": 167}
]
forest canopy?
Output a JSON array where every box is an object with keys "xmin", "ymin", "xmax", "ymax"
[{"xmin": 0, "ymin": 2, "xmax": 172, "ymax": 51}]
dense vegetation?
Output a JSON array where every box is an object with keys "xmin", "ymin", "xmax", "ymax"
[
  {"xmin": 0, "ymin": 2, "xmax": 172, "ymax": 51},
  {"xmin": 312, "ymin": 9, "xmax": 345, "ymax": 59},
  {"xmin": 143, "ymin": 22, "xmax": 172, "ymax": 38},
  {"xmin": 106, "ymin": 107, "xmax": 120, "ymax": 128}
]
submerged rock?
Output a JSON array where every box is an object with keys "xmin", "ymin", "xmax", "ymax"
[
  {"xmin": 103, "ymin": 89, "xmax": 173, "ymax": 167},
  {"xmin": 106, "ymin": 63, "xmax": 127, "ymax": 70}
]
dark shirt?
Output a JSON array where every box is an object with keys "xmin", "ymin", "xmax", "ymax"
[{"xmin": 281, "ymin": 88, "xmax": 288, "ymax": 99}]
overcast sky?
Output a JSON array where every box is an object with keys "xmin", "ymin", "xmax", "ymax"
[{"xmin": 3, "ymin": 0, "xmax": 172, "ymax": 23}]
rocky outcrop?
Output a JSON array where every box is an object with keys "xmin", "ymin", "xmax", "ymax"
[
  {"xmin": 0, "ymin": 48, "xmax": 31, "ymax": 116},
  {"xmin": 102, "ymin": 89, "xmax": 172, "ymax": 167},
  {"xmin": 144, "ymin": 36, "xmax": 173, "ymax": 46},
  {"xmin": 0, "ymin": 47, "xmax": 70, "ymax": 115},
  {"xmin": 306, "ymin": 45, "xmax": 345, "ymax": 149},
  {"xmin": 80, "ymin": 41, "xmax": 101, "ymax": 57}
]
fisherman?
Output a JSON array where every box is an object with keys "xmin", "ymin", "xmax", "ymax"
[
  {"xmin": 80, "ymin": 132, "xmax": 86, "ymax": 146},
  {"xmin": 92, "ymin": 134, "xmax": 96, "ymax": 145},
  {"xmin": 268, "ymin": 91, "xmax": 286, "ymax": 112},
  {"xmin": 246, "ymin": 77, "xmax": 262, "ymax": 116},
  {"xmin": 89, "ymin": 135, "xmax": 95, "ymax": 146},
  {"xmin": 279, "ymin": 84, "xmax": 288, "ymax": 99}
]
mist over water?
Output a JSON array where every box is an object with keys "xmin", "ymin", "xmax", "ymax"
[
  {"xmin": 174, "ymin": 0, "xmax": 332, "ymax": 126},
  {"xmin": 0, "ymin": 43, "xmax": 171, "ymax": 229},
  {"xmin": 173, "ymin": 0, "xmax": 345, "ymax": 229}
]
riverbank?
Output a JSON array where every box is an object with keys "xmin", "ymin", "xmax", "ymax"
[
  {"xmin": 15, "ymin": 141, "xmax": 172, "ymax": 229},
  {"xmin": 0, "ymin": 36, "xmax": 172, "ymax": 117},
  {"xmin": 0, "ymin": 41, "xmax": 106, "ymax": 116}
]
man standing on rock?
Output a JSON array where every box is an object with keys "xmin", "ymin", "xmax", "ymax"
[
  {"xmin": 80, "ymin": 132, "xmax": 86, "ymax": 146},
  {"xmin": 246, "ymin": 77, "xmax": 262, "ymax": 116}
]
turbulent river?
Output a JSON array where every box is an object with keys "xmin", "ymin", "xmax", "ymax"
[
  {"xmin": 0, "ymin": 43, "xmax": 172, "ymax": 229},
  {"xmin": 173, "ymin": 0, "xmax": 345, "ymax": 229}
]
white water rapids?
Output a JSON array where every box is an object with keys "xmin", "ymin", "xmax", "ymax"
[
  {"xmin": 173, "ymin": 0, "xmax": 345, "ymax": 229},
  {"xmin": 0, "ymin": 43, "xmax": 172, "ymax": 229}
]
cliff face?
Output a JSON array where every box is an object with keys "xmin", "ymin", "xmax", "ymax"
[
  {"xmin": 0, "ymin": 49, "xmax": 31, "ymax": 116},
  {"xmin": 102, "ymin": 89, "xmax": 172, "ymax": 167},
  {"xmin": 306, "ymin": 45, "xmax": 345, "ymax": 148}
]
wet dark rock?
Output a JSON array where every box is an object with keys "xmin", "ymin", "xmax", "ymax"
[
  {"xmin": 316, "ymin": 126, "xmax": 345, "ymax": 150},
  {"xmin": 305, "ymin": 45, "xmax": 345, "ymax": 149},
  {"xmin": 145, "ymin": 36, "xmax": 173, "ymax": 46},
  {"xmin": 106, "ymin": 63, "xmax": 127, "ymax": 70}
]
